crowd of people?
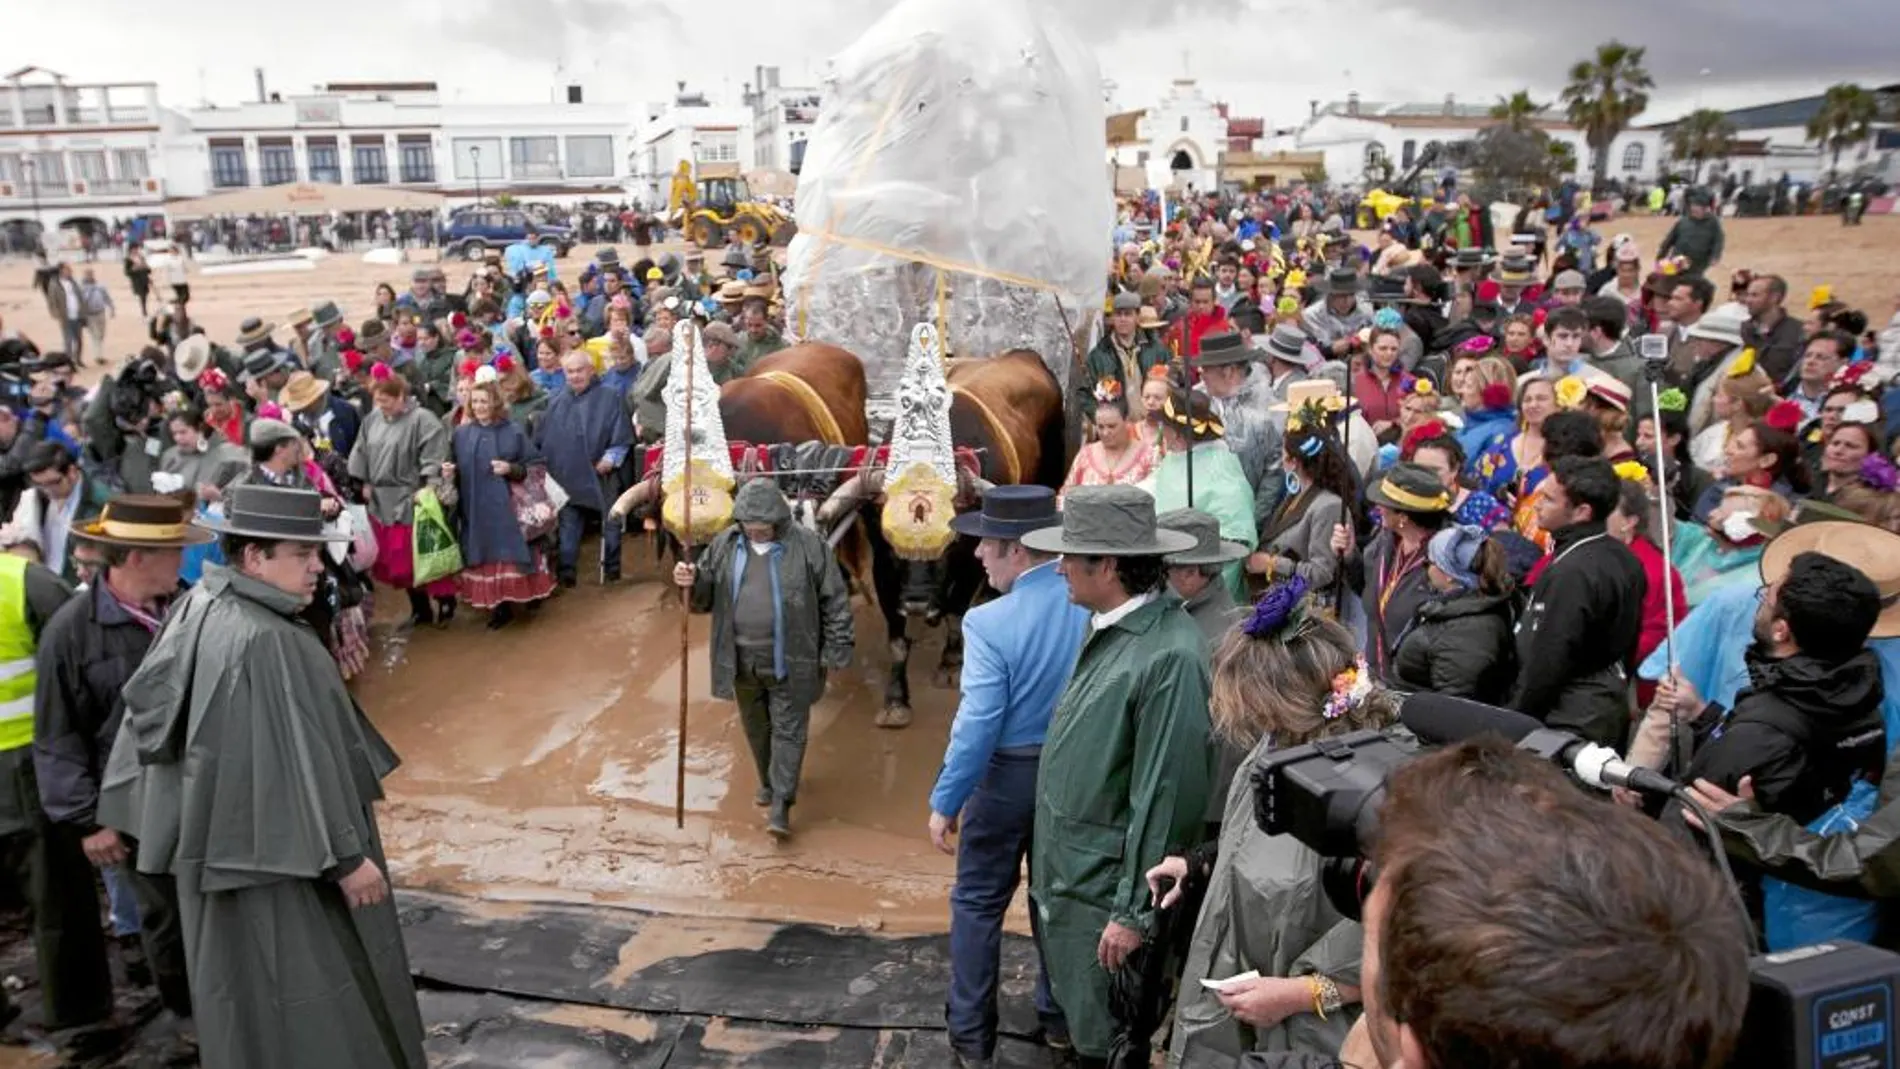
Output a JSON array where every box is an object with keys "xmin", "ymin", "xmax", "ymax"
[
  {"xmin": 0, "ymin": 171, "xmax": 1898, "ymax": 1068},
  {"xmin": 927, "ymin": 183, "xmax": 1900, "ymax": 1069}
]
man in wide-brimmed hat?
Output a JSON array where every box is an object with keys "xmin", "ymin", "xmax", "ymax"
[
  {"xmin": 1020, "ymin": 485, "xmax": 1211, "ymax": 1066},
  {"xmin": 305, "ymin": 301, "xmax": 347, "ymax": 380},
  {"xmin": 929, "ymin": 485, "xmax": 1088, "ymax": 1069},
  {"xmin": 1082, "ymin": 292, "xmax": 1170, "ymax": 414},
  {"xmin": 1158, "ymin": 506, "xmax": 1247, "ymax": 649},
  {"xmin": 237, "ymin": 346, "xmax": 294, "ymax": 406},
  {"xmin": 36, "ymin": 494, "xmax": 213, "ymax": 1043},
  {"xmin": 674, "ymin": 479, "xmax": 853, "ymax": 839},
  {"xmin": 279, "ymin": 370, "xmax": 360, "ymax": 458},
  {"xmin": 233, "ymin": 316, "xmax": 276, "ymax": 355},
  {"xmin": 96, "ymin": 484, "xmax": 425, "ymax": 1069},
  {"xmin": 1194, "ymin": 331, "xmax": 1285, "ymax": 517},
  {"xmin": 1660, "ymin": 522, "xmax": 1889, "ymax": 838},
  {"xmin": 1301, "ymin": 266, "xmax": 1372, "ymax": 358}
]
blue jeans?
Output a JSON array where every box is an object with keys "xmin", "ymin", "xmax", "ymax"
[
  {"xmin": 946, "ymin": 749, "xmax": 1065, "ymax": 1059},
  {"xmin": 556, "ymin": 503, "xmax": 621, "ymax": 581}
]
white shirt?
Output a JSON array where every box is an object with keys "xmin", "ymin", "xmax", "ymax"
[
  {"xmin": 42, "ymin": 490, "xmax": 81, "ymax": 577},
  {"xmin": 1091, "ymin": 590, "xmax": 1156, "ymax": 633}
]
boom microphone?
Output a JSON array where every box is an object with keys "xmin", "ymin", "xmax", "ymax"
[{"xmin": 1400, "ymin": 693, "xmax": 1684, "ymax": 797}]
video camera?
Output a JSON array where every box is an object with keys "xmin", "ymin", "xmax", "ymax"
[{"xmin": 1249, "ymin": 693, "xmax": 1900, "ymax": 1069}]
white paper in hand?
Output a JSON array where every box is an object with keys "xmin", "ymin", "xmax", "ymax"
[{"xmin": 1199, "ymin": 969, "xmax": 1261, "ymax": 992}]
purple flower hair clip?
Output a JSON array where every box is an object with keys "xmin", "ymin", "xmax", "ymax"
[
  {"xmin": 1862, "ymin": 453, "xmax": 1899, "ymax": 493},
  {"xmin": 1244, "ymin": 576, "xmax": 1311, "ymax": 640}
]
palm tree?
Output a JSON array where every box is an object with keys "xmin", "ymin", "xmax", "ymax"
[
  {"xmin": 1560, "ymin": 40, "xmax": 1656, "ymax": 187},
  {"xmin": 1807, "ymin": 82, "xmax": 1881, "ymax": 178},
  {"xmin": 1667, "ymin": 108, "xmax": 1737, "ymax": 184},
  {"xmin": 1546, "ymin": 140, "xmax": 1580, "ymax": 181},
  {"xmin": 1490, "ymin": 91, "xmax": 1545, "ymax": 132}
]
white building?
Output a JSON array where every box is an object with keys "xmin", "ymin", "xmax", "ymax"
[
  {"xmin": 747, "ymin": 66, "xmax": 821, "ymax": 176},
  {"xmin": 632, "ymin": 87, "xmax": 755, "ymax": 207},
  {"xmin": 1106, "ymin": 78, "xmax": 1234, "ymax": 193},
  {"xmin": 1280, "ymin": 95, "xmax": 1664, "ymax": 188},
  {"xmin": 1653, "ymin": 84, "xmax": 1900, "ymax": 187},
  {"xmin": 0, "ymin": 66, "xmax": 173, "ymax": 237},
  {"xmin": 438, "ymin": 94, "xmax": 633, "ymax": 206},
  {"xmin": 167, "ymin": 81, "xmax": 445, "ymax": 199}
]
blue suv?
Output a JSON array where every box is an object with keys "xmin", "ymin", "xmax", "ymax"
[{"xmin": 444, "ymin": 209, "xmax": 575, "ymax": 262}]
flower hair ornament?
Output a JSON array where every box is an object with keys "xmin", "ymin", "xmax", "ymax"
[
  {"xmin": 1832, "ymin": 361, "xmax": 1875, "ymax": 392},
  {"xmin": 456, "ymin": 358, "xmax": 480, "ymax": 380},
  {"xmin": 1243, "ymin": 576, "xmax": 1313, "ymax": 641},
  {"xmin": 1613, "ymin": 460, "xmax": 1651, "ymax": 484},
  {"xmin": 1553, "ymin": 375, "xmax": 1589, "ymax": 411},
  {"xmin": 1400, "ymin": 419, "xmax": 1449, "ymax": 459},
  {"xmin": 1727, "ymin": 348, "xmax": 1757, "ymax": 378},
  {"xmin": 1145, "ymin": 363, "xmax": 1174, "ymax": 384},
  {"xmin": 1862, "ymin": 453, "xmax": 1899, "ymax": 493},
  {"xmin": 494, "ymin": 355, "xmax": 517, "ymax": 374},
  {"xmin": 1480, "ymin": 382, "xmax": 1514, "ymax": 411},
  {"xmin": 1656, "ymin": 387, "xmax": 1688, "ymax": 414},
  {"xmin": 1456, "ymin": 335, "xmax": 1498, "ymax": 356},
  {"xmin": 1764, "ymin": 400, "xmax": 1804, "ymax": 434},
  {"xmin": 1093, "ymin": 378, "xmax": 1124, "ymax": 404},
  {"xmin": 1285, "ymin": 392, "xmax": 1347, "ymax": 435},
  {"xmin": 1323, "ymin": 655, "xmax": 1374, "ymax": 721},
  {"xmin": 369, "ymin": 362, "xmax": 394, "ymax": 383},
  {"xmin": 1399, "ymin": 373, "xmax": 1435, "ymax": 398},
  {"xmin": 1162, "ymin": 392, "xmax": 1225, "ymax": 438}
]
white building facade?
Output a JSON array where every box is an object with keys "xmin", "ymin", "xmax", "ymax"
[
  {"xmin": 632, "ymin": 90, "xmax": 755, "ymax": 207},
  {"xmin": 1281, "ymin": 96, "xmax": 1664, "ymax": 189},
  {"xmin": 0, "ymin": 66, "xmax": 173, "ymax": 234},
  {"xmin": 749, "ymin": 72, "xmax": 821, "ymax": 176},
  {"xmin": 437, "ymin": 98, "xmax": 633, "ymax": 205},
  {"xmin": 1107, "ymin": 78, "xmax": 1231, "ymax": 193},
  {"xmin": 167, "ymin": 82, "xmax": 444, "ymax": 200}
]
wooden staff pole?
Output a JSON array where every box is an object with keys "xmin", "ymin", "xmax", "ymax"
[{"xmin": 676, "ymin": 326, "xmax": 694, "ymax": 830}]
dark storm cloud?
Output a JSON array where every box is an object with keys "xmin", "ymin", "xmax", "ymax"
[{"xmin": 1383, "ymin": 0, "xmax": 1896, "ymax": 91}]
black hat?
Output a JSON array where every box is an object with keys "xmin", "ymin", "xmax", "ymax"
[
  {"xmin": 1450, "ymin": 248, "xmax": 1496, "ymax": 270},
  {"xmin": 949, "ymin": 485, "xmax": 1062, "ymax": 540},
  {"xmin": 1367, "ymin": 275, "xmax": 1411, "ymax": 305},
  {"xmin": 1315, "ymin": 267, "xmax": 1364, "ymax": 295},
  {"xmin": 1366, "ymin": 462, "xmax": 1453, "ymax": 515},
  {"xmin": 1195, "ymin": 331, "xmax": 1261, "ymax": 368},
  {"xmin": 595, "ymin": 247, "xmax": 621, "ymax": 266},
  {"xmin": 238, "ymin": 347, "xmax": 293, "ymax": 383},
  {"xmin": 196, "ymin": 485, "xmax": 345, "ymax": 543}
]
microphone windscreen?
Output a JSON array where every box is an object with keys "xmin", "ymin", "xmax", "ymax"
[{"xmin": 1400, "ymin": 692, "xmax": 1544, "ymax": 745}]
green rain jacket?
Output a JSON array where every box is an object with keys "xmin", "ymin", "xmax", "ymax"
[{"xmin": 1032, "ymin": 594, "xmax": 1213, "ymax": 1059}]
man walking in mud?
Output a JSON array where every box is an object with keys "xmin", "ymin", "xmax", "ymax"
[
  {"xmin": 96, "ymin": 485, "xmax": 427, "ymax": 1069},
  {"xmin": 675, "ymin": 479, "xmax": 853, "ymax": 839},
  {"xmin": 927, "ymin": 487, "xmax": 1089, "ymax": 1069}
]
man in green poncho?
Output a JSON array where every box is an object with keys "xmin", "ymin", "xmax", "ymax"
[
  {"xmin": 1020, "ymin": 485, "xmax": 1214, "ymax": 1065},
  {"xmin": 96, "ymin": 484, "xmax": 426, "ymax": 1069}
]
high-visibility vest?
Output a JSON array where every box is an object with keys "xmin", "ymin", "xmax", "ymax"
[{"xmin": 0, "ymin": 554, "xmax": 39, "ymax": 753}]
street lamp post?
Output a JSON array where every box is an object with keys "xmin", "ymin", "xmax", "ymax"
[
  {"xmin": 22, "ymin": 158, "xmax": 42, "ymax": 255},
  {"xmin": 471, "ymin": 145, "xmax": 482, "ymax": 204}
]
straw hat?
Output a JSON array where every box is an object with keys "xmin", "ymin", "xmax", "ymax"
[
  {"xmin": 1137, "ymin": 306, "xmax": 1165, "ymax": 331},
  {"xmin": 1761, "ymin": 520, "xmax": 1900, "ymax": 639},
  {"xmin": 173, "ymin": 335, "xmax": 214, "ymax": 383},
  {"xmin": 278, "ymin": 370, "xmax": 332, "ymax": 413}
]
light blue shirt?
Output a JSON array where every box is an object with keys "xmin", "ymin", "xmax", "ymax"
[
  {"xmin": 1640, "ymin": 582, "xmax": 1900, "ymax": 742},
  {"xmin": 504, "ymin": 240, "xmax": 557, "ymax": 284},
  {"xmin": 928, "ymin": 561, "xmax": 1090, "ymax": 818}
]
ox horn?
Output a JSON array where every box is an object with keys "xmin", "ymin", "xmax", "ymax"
[
  {"xmin": 818, "ymin": 466, "xmax": 887, "ymax": 527},
  {"xmin": 609, "ymin": 478, "xmax": 657, "ymax": 520}
]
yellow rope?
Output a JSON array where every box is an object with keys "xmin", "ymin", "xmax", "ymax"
[
  {"xmin": 796, "ymin": 65, "xmax": 917, "ymax": 338},
  {"xmin": 953, "ymin": 385, "xmax": 1022, "ymax": 486},
  {"xmin": 757, "ymin": 370, "xmax": 846, "ymax": 445}
]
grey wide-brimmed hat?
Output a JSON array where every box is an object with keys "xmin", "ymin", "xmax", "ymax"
[
  {"xmin": 1195, "ymin": 331, "xmax": 1261, "ymax": 368},
  {"xmin": 1158, "ymin": 508, "xmax": 1249, "ymax": 566},
  {"xmin": 311, "ymin": 300, "xmax": 344, "ymax": 329},
  {"xmin": 1314, "ymin": 267, "xmax": 1364, "ymax": 295},
  {"xmin": 196, "ymin": 485, "xmax": 345, "ymax": 543},
  {"xmin": 238, "ymin": 346, "xmax": 294, "ymax": 383},
  {"xmin": 1020, "ymin": 485, "xmax": 1196, "ymax": 557},
  {"xmin": 1263, "ymin": 324, "xmax": 1319, "ymax": 369}
]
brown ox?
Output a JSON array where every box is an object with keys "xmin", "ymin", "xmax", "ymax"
[
  {"xmin": 611, "ymin": 343, "xmax": 869, "ymax": 520},
  {"xmin": 821, "ymin": 348, "xmax": 1068, "ymax": 727}
]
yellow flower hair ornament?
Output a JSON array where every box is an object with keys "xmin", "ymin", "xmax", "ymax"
[
  {"xmin": 1613, "ymin": 460, "xmax": 1651, "ymax": 484},
  {"xmin": 1554, "ymin": 375, "xmax": 1589, "ymax": 411},
  {"xmin": 1728, "ymin": 348, "xmax": 1757, "ymax": 377}
]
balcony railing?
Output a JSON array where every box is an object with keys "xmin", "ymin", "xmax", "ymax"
[
  {"xmin": 211, "ymin": 169, "xmax": 250, "ymax": 189},
  {"xmin": 511, "ymin": 161, "xmax": 563, "ymax": 180},
  {"xmin": 354, "ymin": 167, "xmax": 389, "ymax": 185},
  {"xmin": 260, "ymin": 167, "xmax": 300, "ymax": 187},
  {"xmin": 310, "ymin": 166, "xmax": 342, "ymax": 184},
  {"xmin": 399, "ymin": 165, "xmax": 437, "ymax": 183},
  {"xmin": 86, "ymin": 178, "xmax": 150, "ymax": 196}
]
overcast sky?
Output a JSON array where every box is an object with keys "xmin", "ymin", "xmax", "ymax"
[{"xmin": 11, "ymin": 0, "xmax": 1893, "ymax": 129}]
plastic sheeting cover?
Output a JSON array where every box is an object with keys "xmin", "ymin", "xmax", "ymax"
[{"xmin": 783, "ymin": 0, "xmax": 1111, "ymax": 401}]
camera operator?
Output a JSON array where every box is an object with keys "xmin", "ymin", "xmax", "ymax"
[
  {"xmin": 1258, "ymin": 737, "xmax": 1747, "ymax": 1069},
  {"xmin": 1147, "ymin": 577, "xmax": 1399, "ymax": 1063}
]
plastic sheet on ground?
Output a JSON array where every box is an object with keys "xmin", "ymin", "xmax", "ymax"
[{"xmin": 783, "ymin": 0, "xmax": 1111, "ymax": 401}]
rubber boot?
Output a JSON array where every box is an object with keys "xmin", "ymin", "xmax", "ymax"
[{"xmin": 406, "ymin": 589, "xmax": 433, "ymax": 628}]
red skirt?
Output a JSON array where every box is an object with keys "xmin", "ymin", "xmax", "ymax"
[
  {"xmin": 455, "ymin": 551, "xmax": 556, "ymax": 610},
  {"xmin": 368, "ymin": 516, "xmax": 458, "ymax": 596}
]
